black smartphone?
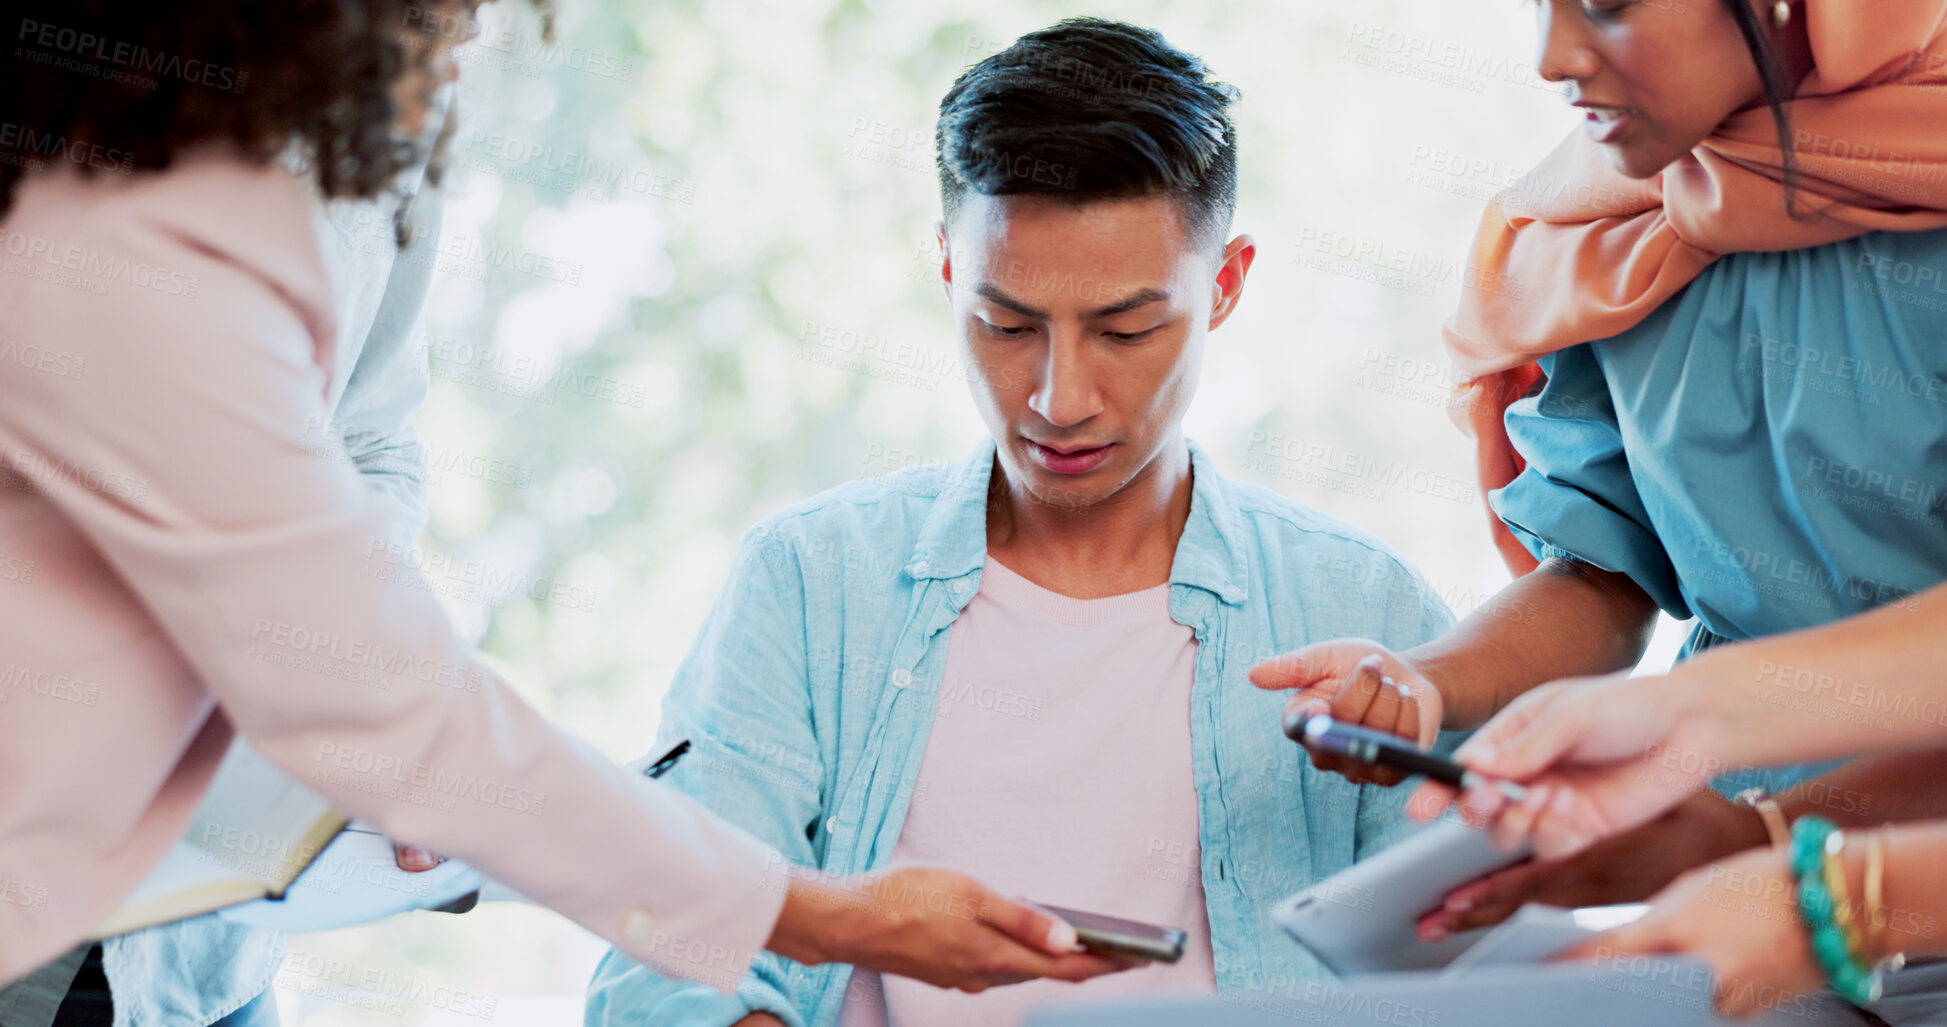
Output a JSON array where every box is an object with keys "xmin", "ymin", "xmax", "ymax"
[
  {"xmin": 1033, "ymin": 902, "xmax": 1187, "ymax": 963},
  {"xmin": 1283, "ymin": 714, "xmax": 1529, "ymax": 802}
]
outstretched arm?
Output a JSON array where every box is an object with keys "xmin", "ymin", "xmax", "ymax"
[
  {"xmin": 1434, "ymin": 582, "xmax": 1947, "ymax": 857},
  {"xmin": 1252, "ymin": 557, "xmax": 1656, "ymax": 784}
]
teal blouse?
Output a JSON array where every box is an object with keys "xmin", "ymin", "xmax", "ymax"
[
  {"xmin": 1493, "ymin": 227, "xmax": 1947, "ymax": 791},
  {"xmin": 1498, "ymin": 228, "xmax": 1947, "ymax": 635}
]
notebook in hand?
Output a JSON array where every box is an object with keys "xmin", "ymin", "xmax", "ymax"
[{"xmin": 93, "ymin": 740, "xmax": 346, "ymax": 937}]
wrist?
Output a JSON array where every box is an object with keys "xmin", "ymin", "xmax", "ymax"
[
  {"xmin": 1646, "ymin": 663, "xmax": 1742, "ymax": 777},
  {"xmin": 770, "ymin": 876, "xmax": 864, "ymax": 968},
  {"xmin": 1396, "ymin": 642, "xmax": 1467, "ymax": 728},
  {"xmin": 1726, "ymin": 790, "xmax": 1787, "ymax": 853},
  {"xmin": 1840, "ymin": 836, "xmax": 1889, "ymax": 967},
  {"xmin": 1791, "ymin": 819, "xmax": 1894, "ymax": 1005},
  {"xmin": 1664, "ymin": 649, "xmax": 1759, "ymax": 766}
]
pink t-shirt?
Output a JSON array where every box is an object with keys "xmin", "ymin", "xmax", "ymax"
[{"xmin": 837, "ymin": 557, "xmax": 1217, "ymax": 1027}]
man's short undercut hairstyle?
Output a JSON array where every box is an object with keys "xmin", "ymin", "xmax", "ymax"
[{"xmin": 935, "ymin": 18, "xmax": 1240, "ymax": 253}]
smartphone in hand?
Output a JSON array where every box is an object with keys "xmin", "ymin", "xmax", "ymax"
[
  {"xmin": 1032, "ymin": 903, "xmax": 1187, "ymax": 963},
  {"xmin": 1286, "ymin": 715, "xmax": 1529, "ymax": 802}
]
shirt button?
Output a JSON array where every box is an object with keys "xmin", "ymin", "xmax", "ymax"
[
  {"xmin": 623, "ymin": 910, "xmax": 656, "ymax": 940},
  {"xmin": 912, "ymin": 560, "xmax": 930, "ymax": 575},
  {"xmin": 826, "ymin": 815, "xmax": 841, "ymax": 834},
  {"xmin": 890, "ymin": 669, "xmax": 913, "ymax": 689}
]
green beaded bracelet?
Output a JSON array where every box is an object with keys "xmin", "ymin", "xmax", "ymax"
[
  {"xmin": 1800, "ymin": 876, "xmax": 1836, "ymax": 924},
  {"xmin": 1791, "ymin": 817, "xmax": 1880, "ymax": 1007},
  {"xmin": 1791, "ymin": 817, "xmax": 1832, "ymax": 877}
]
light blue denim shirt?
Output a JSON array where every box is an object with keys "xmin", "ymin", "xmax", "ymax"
[
  {"xmin": 0, "ymin": 166, "xmax": 440, "ymax": 1027},
  {"xmin": 586, "ymin": 439, "xmax": 1460, "ymax": 1027},
  {"xmin": 1493, "ymin": 227, "xmax": 1947, "ymax": 796}
]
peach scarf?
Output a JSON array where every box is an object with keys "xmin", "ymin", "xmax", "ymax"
[{"xmin": 1445, "ymin": 0, "xmax": 1947, "ymax": 575}]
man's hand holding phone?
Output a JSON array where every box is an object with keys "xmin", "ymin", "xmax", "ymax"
[
  {"xmin": 766, "ymin": 866, "xmax": 1134, "ymax": 993},
  {"xmin": 1250, "ymin": 642, "xmax": 1442, "ymax": 786},
  {"xmin": 1030, "ymin": 903, "xmax": 1187, "ymax": 964}
]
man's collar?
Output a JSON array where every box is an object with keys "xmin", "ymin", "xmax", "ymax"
[
  {"xmin": 904, "ymin": 437, "xmax": 1251, "ymax": 606},
  {"xmin": 1173, "ymin": 440, "xmax": 1251, "ymax": 606},
  {"xmin": 902, "ymin": 439, "xmax": 995, "ymax": 583}
]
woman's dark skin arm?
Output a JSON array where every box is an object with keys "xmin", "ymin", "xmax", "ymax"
[
  {"xmin": 1251, "ymin": 557, "xmax": 1660, "ymax": 785},
  {"xmin": 1411, "ymin": 558, "xmax": 1660, "ymax": 729},
  {"xmin": 1774, "ymin": 749, "xmax": 1947, "ymax": 828}
]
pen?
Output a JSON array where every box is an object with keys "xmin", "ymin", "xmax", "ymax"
[{"xmin": 645, "ymin": 739, "xmax": 692, "ymax": 780}]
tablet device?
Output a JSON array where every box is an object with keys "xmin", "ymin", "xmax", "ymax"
[
  {"xmin": 1021, "ymin": 959, "xmax": 1767, "ymax": 1027},
  {"xmin": 1270, "ymin": 818, "xmax": 1529, "ymax": 975},
  {"xmin": 1438, "ymin": 903, "xmax": 1645, "ymax": 975}
]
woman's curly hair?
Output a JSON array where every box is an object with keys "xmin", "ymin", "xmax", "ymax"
[{"xmin": 0, "ymin": 0, "xmax": 548, "ymax": 225}]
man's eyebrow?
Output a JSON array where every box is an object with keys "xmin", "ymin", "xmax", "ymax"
[
  {"xmin": 1083, "ymin": 288, "xmax": 1169, "ymax": 320},
  {"xmin": 971, "ymin": 283, "xmax": 1170, "ymax": 321},
  {"xmin": 973, "ymin": 283, "xmax": 1047, "ymax": 320}
]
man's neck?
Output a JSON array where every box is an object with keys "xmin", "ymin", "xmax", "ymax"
[{"xmin": 984, "ymin": 439, "xmax": 1194, "ymax": 599}]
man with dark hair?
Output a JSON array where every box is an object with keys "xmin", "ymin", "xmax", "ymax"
[
  {"xmin": 934, "ymin": 18, "xmax": 1238, "ymax": 253},
  {"xmin": 587, "ymin": 19, "xmax": 1457, "ymax": 1026}
]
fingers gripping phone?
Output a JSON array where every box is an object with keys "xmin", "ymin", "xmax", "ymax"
[
  {"xmin": 1285, "ymin": 714, "xmax": 1530, "ymax": 803},
  {"xmin": 1033, "ymin": 903, "xmax": 1187, "ymax": 963}
]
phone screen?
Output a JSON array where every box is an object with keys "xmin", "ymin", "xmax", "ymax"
[{"xmin": 1033, "ymin": 902, "xmax": 1188, "ymax": 963}]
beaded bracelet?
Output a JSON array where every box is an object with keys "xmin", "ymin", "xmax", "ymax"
[{"xmin": 1790, "ymin": 817, "xmax": 1881, "ymax": 1006}]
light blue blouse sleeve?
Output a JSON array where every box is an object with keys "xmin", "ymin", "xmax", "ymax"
[
  {"xmin": 1490, "ymin": 344, "xmax": 1691, "ymax": 620},
  {"xmin": 332, "ymin": 184, "xmax": 440, "ymax": 540}
]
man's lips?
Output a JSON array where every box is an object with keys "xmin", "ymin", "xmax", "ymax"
[{"xmin": 1026, "ymin": 439, "xmax": 1114, "ymax": 474}]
